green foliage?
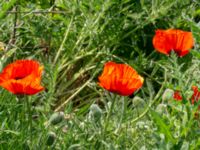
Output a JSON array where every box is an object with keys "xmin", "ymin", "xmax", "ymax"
[
  {"xmin": 0, "ymin": 0, "xmax": 200, "ymax": 149},
  {"xmin": 0, "ymin": 0, "xmax": 17, "ymax": 19}
]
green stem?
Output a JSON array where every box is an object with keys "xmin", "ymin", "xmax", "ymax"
[
  {"xmin": 130, "ymin": 85, "xmax": 164, "ymax": 124},
  {"xmin": 128, "ymin": 69, "xmax": 167, "ymax": 124},
  {"xmin": 115, "ymin": 96, "xmax": 125, "ymax": 133},
  {"xmin": 104, "ymin": 94, "xmax": 117, "ymax": 135},
  {"xmin": 170, "ymin": 51, "xmax": 182, "ymax": 86},
  {"xmin": 26, "ymin": 96, "xmax": 32, "ymax": 147}
]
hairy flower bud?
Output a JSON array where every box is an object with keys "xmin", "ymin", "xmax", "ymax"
[
  {"xmin": 162, "ymin": 89, "xmax": 174, "ymax": 102},
  {"xmin": 49, "ymin": 112, "xmax": 64, "ymax": 125},
  {"xmin": 46, "ymin": 131, "xmax": 56, "ymax": 146},
  {"xmin": 89, "ymin": 104, "xmax": 102, "ymax": 122},
  {"xmin": 132, "ymin": 96, "xmax": 144, "ymax": 107},
  {"xmin": 156, "ymin": 104, "xmax": 167, "ymax": 115}
]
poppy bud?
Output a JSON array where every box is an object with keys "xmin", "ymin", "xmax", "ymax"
[
  {"xmin": 132, "ymin": 96, "xmax": 144, "ymax": 107},
  {"xmin": 156, "ymin": 104, "xmax": 167, "ymax": 115},
  {"xmin": 136, "ymin": 121, "xmax": 145, "ymax": 129},
  {"xmin": 46, "ymin": 131, "xmax": 56, "ymax": 146},
  {"xmin": 162, "ymin": 89, "xmax": 174, "ymax": 102},
  {"xmin": 89, "ymin": 104, "xmax": 102, "ymax": 122},
  {"xmin": 49, "ymin": 112, "xmax": 64, "ymax": 125}
]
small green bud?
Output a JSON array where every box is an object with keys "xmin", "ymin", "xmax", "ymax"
[
  {"xmin": 46, "ymin": 131, "xmax": 56, "ymax": 146},
  {"xmin": 49, "ymin": 112, "xmax": 64, "ymax": 125},
  {"xmin": 162, "ymin": 89, "xmax": 174, "ymax": 102},
  {"xmin": 156, "ymin": 104, "xmax": 167, "ymax": 115},
  {"xmin": 132, "ymin": 96, "xmax": 144, "ymax": 107},
  {"xmin": 136, "ymin": 121, "xmax": 145, "ymax": 129},
  {"xmin": 22, "ymin": 142, "xmax": 30, "ymax": 150},
  {"xmin": 89, "ymin": 104, "xmax": 102, "ymax": 122}
]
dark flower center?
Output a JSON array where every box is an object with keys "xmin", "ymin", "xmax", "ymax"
[
  {"xmin": 15, "ymin": 77, "xmax": 24, "ymax": 80},
  {"xmin": 14, "ymin": 75, "xmax": 27, "ymax": 80}
]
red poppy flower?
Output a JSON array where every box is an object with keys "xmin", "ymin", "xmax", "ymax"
[
  {"xmin": 173, "ymin": 86, "xmax": 200, "ymax": 104},
  {"xmin": 153, "ymin": 29, "xmax": 194, "ymax": 57},
  {"xmin": 98, "ymin": 61, "xmax": 144, "ymax": 96},
  {"xmin": 191, "ymin": 86, "xmax": 200, "ymax": 118},
  {"xmin": 191, "ymin": 86, "xmax": 200, "ymax": 104},
  {"xmin": 0, "ymin": 60, "xmax": 44, "ymax": 95},
  {"xmin": 173, "ymin": 91, "xmax": 182, "ymax": 101}
]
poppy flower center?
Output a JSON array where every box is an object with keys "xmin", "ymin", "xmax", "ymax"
[
  {"xmin": 14, "ymin": 76, "xmax": 25, "ymax": 80},
  {"xmin": 11, "ymin": 69, "xmax": 33, "ymax": 80},
  {"xmin": 13, "ymin": 74, "xmax": 28, "ymax": 80},
  {"xmin": 169, "ymin": 49, "xmax": 182, "ymax": 56}
]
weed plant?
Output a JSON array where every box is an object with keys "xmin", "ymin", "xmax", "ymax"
[{"xmin": 0, "ymin": 0, "xmax": 200, "ymax": 149}]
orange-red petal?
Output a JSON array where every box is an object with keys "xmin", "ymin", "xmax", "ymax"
[
  {"xmin": 173, "ymin": 91, "xmax": 182, "ymax": 101},
  {"xmin": 191, "ymin": 86, "xmax": 200, "ymax": 104},
  {"xmin": 153, "ymin": 29, "xmax": 194, "ymax": 57},
  {"xmin": 0, "ymin": 59, "xmax": 44, "ymax": 95},
  {"xmin": 98, "ymin": 61, "xmax": 144, "ymax": 96}
]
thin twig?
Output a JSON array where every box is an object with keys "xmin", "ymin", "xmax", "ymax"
[
  {"xmin": 11, "ymin": 5, "xmax": 18, "ymax": 44},
  {"xmin": 6, "ymin": 10, "xmax": 69, "ymax": 14},
  {"xmin": 53, "ymin": 17, "xmax": 73, "ymax": 64},
  {"xmin": 46, "ymin": 1, "xmax": 56, "ymax": 56},
  {"xmin": 6, "ymin": 2, "xmax": 19, "ymax": 51}
]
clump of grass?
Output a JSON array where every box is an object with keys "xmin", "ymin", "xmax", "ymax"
[{"xmin": 0, "ymin": 0, "xmax": 200, "ymax": 149}]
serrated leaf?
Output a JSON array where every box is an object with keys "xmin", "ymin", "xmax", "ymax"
[{"xmin": 150, "ymin": 109, "xmax": 176, "ymax": 144}]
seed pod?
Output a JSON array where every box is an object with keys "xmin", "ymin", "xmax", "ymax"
[
  {"xmin": 46, "ymin": 131, "xmax": 56, "ymax": 146},
  {"xmin": 162, "ymin": 89, "xmax": 174, "ymax": 102},
  {"xmin": 49, "ymin": 112, "xmax": 64, "ymax": 125}
]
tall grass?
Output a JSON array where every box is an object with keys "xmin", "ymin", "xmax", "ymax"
[{"xmin": 0, "ymin": 0, "xmax": 200, "ymax": 149}]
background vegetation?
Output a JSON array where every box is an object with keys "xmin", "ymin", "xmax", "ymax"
[{"xmin": 0, "ymin": 0, "xmax": 200, "ymax": 149}]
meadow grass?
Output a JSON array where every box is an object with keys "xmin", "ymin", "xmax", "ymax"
[{"xmin": 0, "ymin": 0, "xmax": 200, "ymax": 149}]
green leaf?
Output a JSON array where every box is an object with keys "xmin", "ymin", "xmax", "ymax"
[
  {"xmin": 0, "ymin": 0, "xmax": 17, "ymax": 19},
  {"xmin": 180, "ymin": 141, "xmax": 189, "ymax": 150},
  {"xmin": 150, "ymin": 109, "xmax": 176, "ymax": 144}
]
